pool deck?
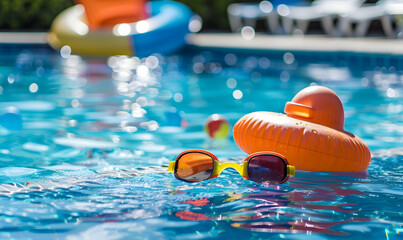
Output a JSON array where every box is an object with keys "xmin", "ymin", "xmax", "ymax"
[
  {"xmin": 187, "ymin": 33, "xmax": 403, "ymax": 55},
  {"xmin": 1, "ymin": 32, "xmax": 402, "ymax": 55},
  {"xmin": 0, "ymin": 32, "xmax": 48, "ymax": 44}
]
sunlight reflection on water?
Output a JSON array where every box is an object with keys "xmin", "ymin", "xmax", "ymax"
[{"xmin": 0, "ymin": 45, "xmax": 401, "ymax": 239}]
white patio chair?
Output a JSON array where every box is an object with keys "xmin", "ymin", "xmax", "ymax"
[
  {"xmin": 338, "ymin": 0, "xmax": 403, "ymax": 37},
  {"xmin": 227, "ymin": 1, "xmax": 281, "ymax": 34},
  {"xmin": 278, "ymin": 0, "xmax": 365, "ymax": 35}
]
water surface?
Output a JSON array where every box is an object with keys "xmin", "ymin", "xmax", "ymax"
[{"xmin": 0, "ymin": 44, "xmax": 402, "ymax": 239}]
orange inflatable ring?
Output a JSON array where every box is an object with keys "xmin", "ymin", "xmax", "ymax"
[{"xmin": 233, "ymin": 86, "xmax": 371, "ymax": 172}]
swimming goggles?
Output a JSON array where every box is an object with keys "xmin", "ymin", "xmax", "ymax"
[{"xmin": 168, "ymin": 149, "xmax": 295, "ymax": 184}]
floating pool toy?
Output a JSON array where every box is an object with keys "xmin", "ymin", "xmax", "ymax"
[
  {"xmin": 48, "ymin": 1, "xmax": 200, "ymax": 56},
  {"xmin": 0, "ymin": 107, "xmax": 23, "ymax": 130},
  {"xmin": 76, "ymin": 0, "xmax": 150, "ymax": 30},
  {"xmin": 204, "ymin": 114, "xmax": 230, "ymax": 139},
  {"xmin": 233, "ymin": 86, "xmax": 371, "ymax": 172}
]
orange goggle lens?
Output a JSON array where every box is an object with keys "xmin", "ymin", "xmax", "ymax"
[{"xmin": 175, "ymin": 152, "xmax": 214, "ymax": 182}]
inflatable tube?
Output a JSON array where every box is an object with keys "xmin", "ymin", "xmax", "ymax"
[
  {"xmin": 233, "ymin": 86, "xmax": 371, "ymax": 172},
  {"xmin": 48, "ymin": 1, "xmax": 197, "ymax": 56}
]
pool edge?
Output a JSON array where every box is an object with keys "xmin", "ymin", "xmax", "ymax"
[{"xmin": 1, "ymin": 32, "xmax": 403, "ymax": 55}]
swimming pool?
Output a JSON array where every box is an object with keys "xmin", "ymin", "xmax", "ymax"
[{"xmin": 0, "ymin": 43, "xmax": 402, "ymax": 239}]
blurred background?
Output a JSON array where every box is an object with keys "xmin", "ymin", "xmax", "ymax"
[{"xmin": 0, "ymin": 0, "xmax": 382, "ymax": 33}]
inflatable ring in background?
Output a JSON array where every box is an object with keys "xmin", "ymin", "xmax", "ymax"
[{"xmin": 48, "ymin": 1, "xmax": 201, "ymax": 56}]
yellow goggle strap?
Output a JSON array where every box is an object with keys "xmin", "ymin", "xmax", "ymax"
[
  {"xmin": 287, "ymin": 165, "xmax": 295, "ymax": 177},
  {"xmin": 168, "ymin": 161, "xmax": 175, "ymax": 173}
]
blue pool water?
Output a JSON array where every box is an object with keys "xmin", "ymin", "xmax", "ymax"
[{"xmin": 0, "ymin": 44, "xmax": 402, "ymax": 239}]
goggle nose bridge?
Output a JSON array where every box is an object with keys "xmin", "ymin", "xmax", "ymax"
[{"xmin": 215, "ymin": 161, "xmax": 247, "ymax": 177}]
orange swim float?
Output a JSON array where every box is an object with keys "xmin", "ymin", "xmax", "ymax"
[{"xmin": 233, "ymin": 86, "xmax": 371, "ymax": 172}]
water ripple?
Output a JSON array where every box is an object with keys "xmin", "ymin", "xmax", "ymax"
[{"xmin": 0, "ymin": 46, "xmax": 402, "ymax": 239}]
